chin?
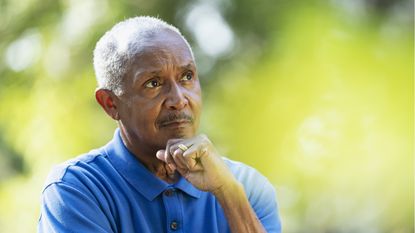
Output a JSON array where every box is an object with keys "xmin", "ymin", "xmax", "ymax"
[
  {"xmin": 170, "ymin": 129, "xmax": 195, "ymax": 139},
  {"xmin": 161, "ymin": 126, "xmax": 195, "ymax": 140}
]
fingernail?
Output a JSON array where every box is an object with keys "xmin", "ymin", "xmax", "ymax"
[{"xmin": 156, "ymin": 151, "xmax": 163, "ymax": 160}]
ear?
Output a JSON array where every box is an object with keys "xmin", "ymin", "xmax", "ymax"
[{"xmin": 95, "ymin": 89, "xmax": 120, "ymax": 121}]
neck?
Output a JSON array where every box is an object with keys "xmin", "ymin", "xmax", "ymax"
[{"xmin": 119, "ymin": 127, "xmax": 178, "ymax": 183}]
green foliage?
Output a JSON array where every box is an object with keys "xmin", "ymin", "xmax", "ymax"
[{"xmin": 0, "ymin": 0, "xmax": 412, "ymax": 232}]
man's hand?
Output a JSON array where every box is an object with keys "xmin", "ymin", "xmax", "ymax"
[
  {"xmin": 156, "ymin": 134, "xmax": 236, "ymax": 193},
  {"xmin": 156, "ymin": 134, "xmax": 269, "ymax": 233}
]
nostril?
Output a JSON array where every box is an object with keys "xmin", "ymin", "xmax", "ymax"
[
  {"xmin": 167, "ymin": 97, "xmax": 187, "ymax": 110},
  {"xmin": 166, "ymin": 86, "xmax": 188, "ymax": 110}
]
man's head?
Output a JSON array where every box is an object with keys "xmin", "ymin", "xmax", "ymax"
[
  {"xmin": 93, "ymin": 16, "xmax": 194, "ymax": 95},
  {"xmin": 93, "ymin": 16, "xmax": 202, "ymax": 152}
]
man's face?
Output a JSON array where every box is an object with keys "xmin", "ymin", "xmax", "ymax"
[{"xmin": 116, "ymin": 29, "xmax": 202, "ymax": 150}]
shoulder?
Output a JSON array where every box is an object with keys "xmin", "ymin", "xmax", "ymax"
[
  {"xmin": 222, "ymin": 157, "xmax": 277, "ymax": 209},
  {"xmin": 39, "ymin": 150, "xmax": 118, "ymax": 232},
  {"xmin": 222, "ymin": 157, "xmax": 281, "ymax": 232},
  {"xmin": 222, "ymin": 157, "xmax": 273, "ymax": 191},
  {"xmin": 42, "ymin": 149, "xmax": 109, "ymax": 192}
]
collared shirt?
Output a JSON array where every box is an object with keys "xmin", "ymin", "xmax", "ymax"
[{"xmin": 38, "ymin": 129, "xmax": 281, "ymax": 233}]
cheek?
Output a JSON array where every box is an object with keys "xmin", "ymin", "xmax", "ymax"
[
  {"xmin": 138, "ymin": 99, "xmax": 164, "ymax": 123},
  {"xmin": 193, "ymin": 86, "xmax": 203, "ymax": 108},
  {"xmin": 121, "ymin": 96, "xmax": 153, "ymax": 123},
  {"xmin": 188, "ymin": 88, "xmax": 202, "ymax": 116}
]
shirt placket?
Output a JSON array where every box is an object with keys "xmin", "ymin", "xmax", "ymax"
[{"xmin": 162, "ymin": 187, "xmax": 183, "ymax": 233}]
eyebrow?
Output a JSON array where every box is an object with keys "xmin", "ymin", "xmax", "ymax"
[
  {"xmin": 134, "ymin": 70, "xmax": 160, "ymax": 80},
  {"xmin": 182, "ymin": 63, "xmax": 195, "ymax": 69},
  {"xmin": 179, "ymin": 63, "xmax": 196, "ymax": 72},
  {"xmin": 134, "ymin": 62, "xmax": 196, "ymax": 80}
]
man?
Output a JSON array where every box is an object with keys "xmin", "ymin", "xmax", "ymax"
[{"xmin": 38, "ymin": 16, "xmax": 281, "ymax": 233}]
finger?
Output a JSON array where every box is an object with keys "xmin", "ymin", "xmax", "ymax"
[
  {"xmin": 169, "ymin": 143, "xmax": 185, "ymax": 155},
  {"xmin": 164, "ymin": 149, "xmax": 177, "ymax": 170},
  {"xmin": 156, "ymin": 150, "xmax": 167, "ymax": 162},
  {"xmin": 166, "ymin": 139, "xmax": 183, "ymax": 156},
  {"xmin": 156, "ymin": 149, "xmax": 176, "ymax": 170},
  {"xmin": 166, "ymin": 139, "xmax": 183, "ymax": 167},
  {"xmin": 170, "ymin": 139, "xmax": 196, "ymax": 166},
  {"xmin": 164, "ymin": 163, "xmax": 176, "ymax": 178},
  {"xmin": 172, "ymin": 148, "xmax": 188, "ymax": 171}
]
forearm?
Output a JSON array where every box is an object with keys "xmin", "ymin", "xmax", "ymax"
[{"xmin": 213, "ymin": 181, "xmax": 267, "ymax": 233}]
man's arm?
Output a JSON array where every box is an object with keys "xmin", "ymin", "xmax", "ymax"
[
  {"xmin": 213, "ymin": 181, "xmax": 267, "ymax": 232},
  {"xmin": 156, "ymin": 134, "xmax": 280, "ymax": 233}
]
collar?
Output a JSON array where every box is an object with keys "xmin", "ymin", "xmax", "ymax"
[{"xmin": 102, "ymin": 128, "xmax": 202, "ymax": 201}]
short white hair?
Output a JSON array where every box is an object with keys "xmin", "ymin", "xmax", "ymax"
[{"xmin": 93, "ymin": 16, "xmax": 193, "ymax": 95}]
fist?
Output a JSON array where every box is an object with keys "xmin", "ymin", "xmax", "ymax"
[{"xmin": 156, "ymin": 134, "xmax": 236, "ymax": 193}]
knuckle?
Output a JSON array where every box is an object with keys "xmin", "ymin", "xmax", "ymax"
[
  {"xmin": 172, "ymin": 154, "xmax": 180, "ymax": 163},
  {"xmin": 167, "ymin": 138, "xmax": 180, "ymax": 146},
  {"xmin": 173, "ymin": 149, "xmax": 181, "ymax": 157},
  {"xmin": 199, "ymin": 142, "xmax": 209, "ymax": 150},
  {"xmin": 183, "ymin": 150, "xmax": 194, "ymax": 159},
  {"xmin": 165, "ymin": 153, "xmax": 173, "ymax": 162},
  {"xmin": 169, "ymin": 146, "xmax": 178, "ymax": 154},
  {"xmin": 175, "ymin": 148, "xmax": 183, "ymax": 154}
]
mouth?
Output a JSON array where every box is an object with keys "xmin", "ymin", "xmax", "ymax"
[
  {"xmin": 159, "ymin": 119, "xmax": 192, "ymax": 128},
  {"xmin": 157, "ymin": 112, "xmax": 194, "ymax": 129}
]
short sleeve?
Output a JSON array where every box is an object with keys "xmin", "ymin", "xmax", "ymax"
[
  {"xmin": 223, "ymin": 158, "xmax": 282, "ymax": 233},
  {"xmin": 249, "ymin": 178, "xmax": 282, "ymax": 233},
  {"xmin": 38, "ymin": 182, "xmax": 114, "ymax": 233}
]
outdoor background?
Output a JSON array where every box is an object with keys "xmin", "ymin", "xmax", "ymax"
[{"xmin": 0, "ymin": 0, "xmax": 413, "ymax": 232}]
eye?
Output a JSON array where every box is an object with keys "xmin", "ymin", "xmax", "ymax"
[
  {"xmin": 180, "ymin": 71, "xmax": 193, "ymax": 81},
  {"xmin": 144, "ymin": 79, "xmax": 161, "ymax": 88}
]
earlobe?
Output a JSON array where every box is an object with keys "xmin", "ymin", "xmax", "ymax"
[{"xmin": 95, "ymin": 89, "xmax": 120, "ymax": 120}]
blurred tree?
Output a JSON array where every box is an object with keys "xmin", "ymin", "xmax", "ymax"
[{"xmin": 0, "ymin": 0, "xmax": 412, "ymax": 232}]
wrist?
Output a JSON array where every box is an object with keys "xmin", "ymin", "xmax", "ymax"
[{"xmin": 212, "ymin": 179, "xmax": 244, "ymax": 200}]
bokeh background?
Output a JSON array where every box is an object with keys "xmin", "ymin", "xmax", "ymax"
[{"xmin": 0, "ymin": 0, "xmax": 413, "ymax": 232}]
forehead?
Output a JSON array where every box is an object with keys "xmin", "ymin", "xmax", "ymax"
[{"xmin": 130, "ymin": 30, "xmax": 195, "ymax": 76}]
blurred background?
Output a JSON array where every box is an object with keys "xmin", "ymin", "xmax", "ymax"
[{"xmin": 0, "ymin": 0, "xmax": 413, "ymax": 232}]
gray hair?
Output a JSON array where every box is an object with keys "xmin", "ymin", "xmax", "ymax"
[{"xmin": 93, "ymin": 16, "xmax": 193, "ymax": 96}]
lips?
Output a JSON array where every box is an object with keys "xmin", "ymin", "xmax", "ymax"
[{"xmin": 159, "ymin": 119, "xmax": 192, "ymax": 128}]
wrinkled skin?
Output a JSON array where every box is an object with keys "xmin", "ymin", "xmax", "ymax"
[{"xmin": 95, "ymin": 28, "xmax": 235, "ymax": 190}]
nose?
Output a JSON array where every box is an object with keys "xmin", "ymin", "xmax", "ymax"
[{"xmin": 165, "ymin": 83, "xmax": 188, "ymax": 110}]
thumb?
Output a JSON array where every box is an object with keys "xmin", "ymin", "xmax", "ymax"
[
  {"xmin": 156, "ymin": 150, "xmax": 166, "ymax": 162},
  {"xmin": 156, "ymin": 149, "xmax": 176, "ymax": 172}
]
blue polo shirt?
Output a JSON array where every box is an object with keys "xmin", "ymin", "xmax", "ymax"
[{"xmin": 38, "ymin": 129, "xmax": 281, "ymax": 233}]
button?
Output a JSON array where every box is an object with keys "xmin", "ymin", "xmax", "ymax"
[
  {"xmin": 170, "ymin": 221, "xmax": 179, "ymax": 231},
  {"xmin": 164, "ymin": 189, "xmax": 175, "ymax": 197}
]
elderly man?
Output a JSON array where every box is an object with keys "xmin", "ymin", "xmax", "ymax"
[{"xmin": 38, "ymin": 16, "xmax": 281, "ymax": 233}]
